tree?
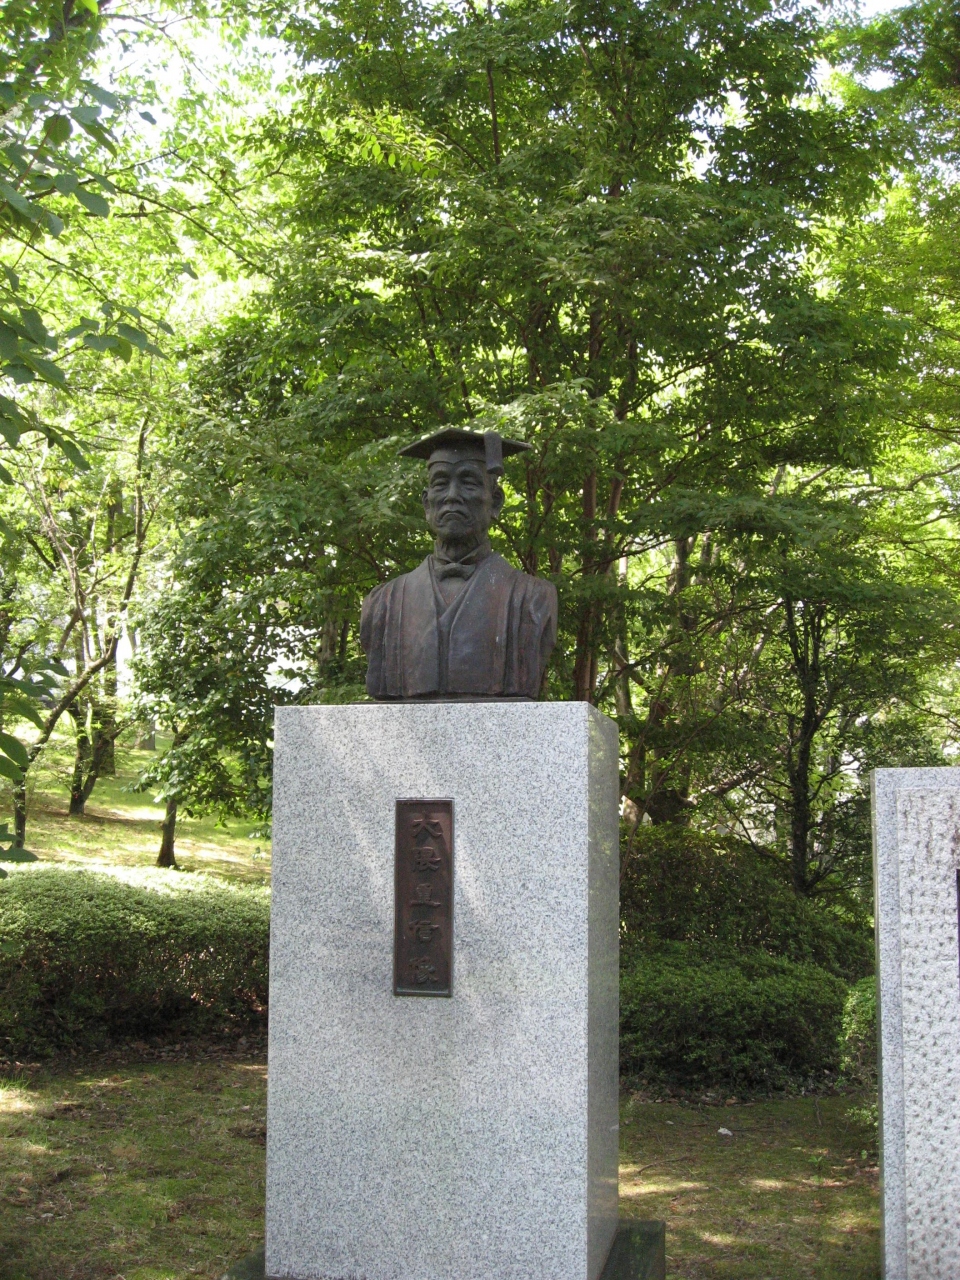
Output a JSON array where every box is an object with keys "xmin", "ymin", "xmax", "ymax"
[
  {"xmin": 2, "ymin": 418, "xmax": 152, "ymax": 844},
  {"xmin": 150, "ymin": 0, "xmax": 896, "ymax": 833}
]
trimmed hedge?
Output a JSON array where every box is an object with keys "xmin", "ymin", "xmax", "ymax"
[
  {"xmin": 618, "ymin": 828, "xmax": 871, "ymax": 1088},
  {"xmin": 620, "ymin": 943, "xmax": 849, "ymax": 1089},
  {"xmin": 840, "ymin": 974, "xmax": 877, "ymax": 1087},
  {"xmin": 621, "ymin": 825, "xmax": 873, "ymax": 981},
  {"xmin": 0, "ymin": 866, "xmax": 269, "ymax": 1057}
]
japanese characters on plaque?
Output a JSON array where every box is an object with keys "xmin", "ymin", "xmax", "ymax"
[{"xmin": 394, "ymin": 799, "xmax": 453, "ymax": 997}]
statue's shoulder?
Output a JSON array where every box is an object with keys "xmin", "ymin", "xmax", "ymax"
[
  {"xmin": 362, "ymin": 558, "xmax": 431, "ymax": 610},
  {"xmin": 488, "ymin": 554, "xmax": 557, "ymax": 608}
]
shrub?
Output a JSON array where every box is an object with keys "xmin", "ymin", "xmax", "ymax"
[
  {"xmin": 0, "ymin": 866, "xmax": 269, "ymax": 1057},
  {"xmin": 620, "ymin": 825, "xmax": 873, "ymax": 981},
  {"xmin": 840, "ymin": 974, "xmax": 877, "ymax": 1087},
  {"xmin": 620, "ymin": 942, "xmax": 849, "ymax": 1089}
]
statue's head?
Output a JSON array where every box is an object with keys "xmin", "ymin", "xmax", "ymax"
[{"xmin": 398, "ymin": 429, "xmax": 530, "ymax": 548}]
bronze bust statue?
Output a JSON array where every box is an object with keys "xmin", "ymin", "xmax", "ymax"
[{"xmin": 360, "ymin": 428, "xmax": 558, "ymax": 701}]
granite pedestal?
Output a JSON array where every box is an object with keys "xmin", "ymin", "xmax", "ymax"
[
  {"xmin": 872, "ymin": 767, "xmax": 960, "ymax": 1280},
  {"xmin": 266, "ymin": 702, "xmax": 621, "ymax": 1280},
  {"xmin": 225, "ymin": 1222, "xmax": 666, "ymax": 1280}
]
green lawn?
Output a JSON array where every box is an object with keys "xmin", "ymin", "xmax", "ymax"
[
  {"xmin": 0, "ymin": 1052, "xmax": 879, "ymax": 1280},
  {"xmin": 1, "ymin": 734, "xmax": 270, "ymax": 885},
  {"xmin": 621, "ymin": 1092, "xmax": 879, "ymax": 1279}
]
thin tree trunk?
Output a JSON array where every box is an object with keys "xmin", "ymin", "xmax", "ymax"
[
  {"xmin": 157, "ymin": 796, "xmax": 178, "ymax": 868},
  {"xmin": 98, "ymin": 664, "xmax": 118, "ymax": 777},
  {"xmin": 573, "ymin": 471, "xmax": 599, "ymax": 702},
  {"xmin": 71, "ymin": 726, "xmax": 118, "ymax": 817},
  {"xmin": 68, "ymin": 701, "xmax": 92, "ymax": 816},
  {"xmin": 12, "ymin": 781, "xmax": 26, "ymax": 848}
]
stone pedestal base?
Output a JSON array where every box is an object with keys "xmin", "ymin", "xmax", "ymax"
[
  {"xmin": 266, "ymin": 703, "xmax": 620, "ymax": 1280},
  {"xmin": 224, "ymin": 1222, "xmax": 667, "ymax": 1280}
]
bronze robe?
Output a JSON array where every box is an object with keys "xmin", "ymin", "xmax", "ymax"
[{"xmin": 360, "ymin": 552, "xmax": 557, "ymax": 700}]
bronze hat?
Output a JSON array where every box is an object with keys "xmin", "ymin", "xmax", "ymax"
[{"xmin": 398, "ymin": 428, "xmax": 530, "ymax": 477}]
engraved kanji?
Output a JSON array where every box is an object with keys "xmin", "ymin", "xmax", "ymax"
[
  {"xmin": 409, "ymin": 956, "xmax": 437, "ymax": 984},
  {"xmin": 412, "ymin": 817, "xmax": 444, "ymax": 841},
  {"xmin": 408, "ymin": 918, "xmax": 440, "ymax": 944},
  {"xmin": 412, "ymin": 845, "xmax": 441, "ymax": 872},
  {"xmin": 411, "ymin": 882, "xmax": 441, "ymax": 907}
]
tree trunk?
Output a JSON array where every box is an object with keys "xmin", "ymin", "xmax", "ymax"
[
  {"xmin": 157, "ymin": 796, "xmax": 178, "ymax": 868},
  {"xmin": 789, "ymin": 742, "xmax": 814, "ymax": 895},
  {"xmin": 644, "ymin": 537, "xmax": 695, "ymax": 824},
  {"xmin": 68, "ymin": 701, "xmax": 92, "ymax": 816},
  {"xmin": 12, "ymin": 781, "xmax": 26, "ymax": 848},
  {"xmin": 94, "ymin": 661, "xmax": 118, "ymax": 777},
  {"xmin": 71, "ymin": 727, "xmax": 118, "ymax": 817},
  {"xmin": 573, "ymin": 471, "xmax": 599, "ymax": 702},
  {"xmin": 782, "ymin": 598, "xmax": 825, "ymax": 896}
]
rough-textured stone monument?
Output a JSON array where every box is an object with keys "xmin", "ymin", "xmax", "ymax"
[
  {"xmin": 872, "ymin": 767, "xmax": 960, "ymax": 1280},
  {"xmin": 261, "ymin": 431, "xmax": 636, "ymax": 1280}
]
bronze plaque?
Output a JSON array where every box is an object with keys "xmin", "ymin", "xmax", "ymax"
[{"xmin": 394, "ymin": 799, "xmax": 453, "ymax": 997}]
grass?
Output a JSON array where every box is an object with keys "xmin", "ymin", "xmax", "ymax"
[
  {"xmin": 621, "ymin": 1092, "xmax": 880, "ymax": 1279},
  {"xmin": 1, "ymin": 733, "xmax": 270, "ymax": 885},
  {"xmin": 0, "ymin": 1046, "xmax": 880, "ymax": 1280},
  {"xmin": 0, "ymin": 1045, "xmax": 267, "ymax": 1280}
]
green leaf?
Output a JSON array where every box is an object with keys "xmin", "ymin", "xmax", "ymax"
[
  {"xmin": 45, "ymin": 115, "xmax": 72, "ymax": 144},
  {"xmin": 0, "ymin": 732, "xmax": 29, "ymax": 769},
  {"xmin": 43, "ymin": 426, "xmax": 89, "ymax": 470},
  {"xmin": 20, "ymin": 353, "xmax": 66, "ymax": 388},
  {"xmin": 18, "ymin": 308, "xmax": 49, "ymax": 346},
  {"xmin": 64, "ymin": 320, "xmax": 98, "ymax": 338},
  {"xmin": 0, "ymin": 756, "xmax": 24, "ymax": 782},
  {"xmin": 117, "ymin": 322, "xmax": 149, "ymax": 350},
  {"xmin": 53, "ymin": 172, "xmax": 78, "ymax": 195},
  {"xmin": 0, "ymin": 180, "xmax": 42, "ymax": 221},
  {"xmin": 43, "ymin": 210, "xmax": 64, "ymax": 237},
  {"xmin": 140, "ymin": 111, "xmax": 157, "ymax": 124},
  {"xmin": 73, "ymin": 186, "xmax": 110, "ymax": 217},
  {"xmin": 1, "ymin": 694, "xmax": 44, "ymax": 729},
  {"xmin": 83, "ymin": 332, "xmax": 118, "ymax": 352},
  {"xmin": 82, "ymin": 81, "xmax": 119, "ymax": 110},
  {"xmin": 113, "ymin": 336, "xmax": 133, "ymax": 362},
  {"xmin": 74, "ymin": 118, "xmax": 117, "ymax": 156},
  {"xmin": 181, "ymin": 263, "xmax": 199, "ymax": 280},
  {"xmin": 0, "ymin": 322, "xmax": 17, "ymax": 361}
]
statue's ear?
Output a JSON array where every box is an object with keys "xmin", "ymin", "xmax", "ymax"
[
  {"xmin": 421, "ymin": 487, "xmax": 430, "ymax": 513},
  {"xmin": 491, "ymin": 481, "xmax": 505, "ymax": 520}
]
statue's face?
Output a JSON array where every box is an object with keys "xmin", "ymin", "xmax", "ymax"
[{"xmin": 422, "ymin": 451, "xmax": 504, "ymax": 544}]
